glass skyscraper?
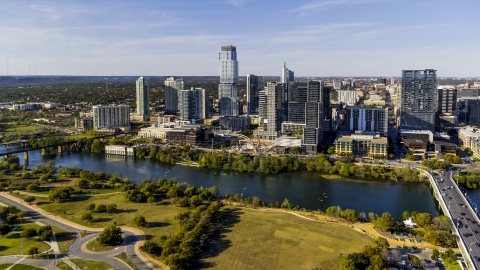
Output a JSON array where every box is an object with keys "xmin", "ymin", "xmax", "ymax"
[
  {"xmin": 246, "ymin": 74, "xmax": 263, "ymax": 114},
  {"xmin": 400, "ymin": 69, "xmax": 437, "ymax": 132},
  {"xmin": 136, "ymin": 77, "xmax": 149, "ymax": 121},
  {"xmin": 219, "ymin": 45, "xmax": 238, "ymax": 117}
]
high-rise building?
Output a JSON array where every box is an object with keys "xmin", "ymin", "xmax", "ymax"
[
  {"xmin": 136, "ymin": 77, "xmax": 150, "ymax": 121},
  {"xmin": 457, "ymin": 98, "xmax": 480, "ymax": 126},
  {"xmin": 322, "ymin": 86, "xmax": 332, "ymax": 137},
  {"xmin": 338, "ymin": 90, "xmax": 358, "ymax": 106},
  {"xmin": 333, "ymin": 80, "xmax": 342, "ymax": 90},
  {"xmin": 93, "ymin": 105, "xmax": 130, "ymax": 130},
  {"xmin": 400, "ymin": 69, "xmax": 437, "ymax": 132},
  {"xmin": 287, "ymin": 82, "xmax": 307, "ymax": 123},
  {"xmin": 265, "ymin": 82, "xmax": 283, "ymax": 139},
  {"xmin": 346, "ymin": 107, "xmax": 388, "ymax": 134},
  {"xmin": 303, "ymin": 81, "xmax": 326, "ymax": 153},
  {"xmin": 246, "ymin": 74, "xmax": 263, "ymax": 114},
  {"xmin": 280, "ymin": 63, "xmax": 294, "ymax": 121},
  {"xmin": 178, "ymin": 88, "xmax": 209, "ymax": 121},
  {"xmin": 219, "ymin": 45, "xmax": 238, "ymax": 117},
  {"xmin": 164, "ymin": 77, "xmax": 184, "ymax": 114},
  {"xmin": 258, "ymin": 88, "xmax": 268, "ymax": 120},
  {"xmin": 437, "ymin": 86, "xmax": 457, "ymax": 114}
]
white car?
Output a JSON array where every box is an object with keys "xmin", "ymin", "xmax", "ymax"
[{"xmin": 402, "ymin": 260, "xmax": 406, "ymax": 266}]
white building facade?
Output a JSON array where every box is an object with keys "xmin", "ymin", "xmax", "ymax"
[{"xmin": 92, "ymin": 105, "xmax": 130, "ymax": 130}]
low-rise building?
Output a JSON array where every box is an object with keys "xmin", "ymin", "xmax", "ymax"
[
  {"xmin": 75, "ymin": 117, "xmax": 93, "ymax": 130},
  {"xmin": 105, "ymin": 145, "xmax": 136, "ymax": 156},
  {"xmin": 459, "ymin": 127, "xmax": 480, "ymax": 148},
  {"xmin": 334, "ymin": 133, "xmax": 388, "ymax": 157}
]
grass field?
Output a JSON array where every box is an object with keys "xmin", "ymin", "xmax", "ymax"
[
  {"xmin": 18, "ymin": 193, "xmax": 182, "ymax": 239},
  {"xmin": 56, "ymin": 262, "xmax": 73, "ymax": 270},
  {"xmin": 0, "ymin": 222, "xmax": 51, "ymax": 256},
  {"xmin": 47, "ymin": 223, "xmax": 76, "ymax": 254},
  {"xmin": 4, "ymin": 124, "xmax": 42, "ymax": 133},
  {"xmin": 70, "ymin": 258, "xmax": 114, "ymax": 269},
  {"xmin": 10, "ymin": 264, "xmax": 43, "ymax": 270},
  {"xmin": 0, "ymin": 264, "xmax": 12, "ymax": 270},
  {"xmin": 199, "ymin": 207, "xmax": 374, "ymax": 270},
  {"xmin": 85, "ymin": 238, "xmax": 117, "ymax": 252},
  {"xmin": 115, "ymin": 252, "xmax": 139, "ymax": 270}
]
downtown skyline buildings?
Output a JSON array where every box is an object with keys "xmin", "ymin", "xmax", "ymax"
[{"xmin": 218, "ymin": 45, "xmax": 239, "ymax": 117}]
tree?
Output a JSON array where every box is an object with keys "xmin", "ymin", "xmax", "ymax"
[
  {"xmin": 106, "ymin": 204, "xmax": 117, "ymax": 214},
  {"xmin": 86, "ymin": 203, "xmax": 96, "ymax": 212},
  {"xmin": 340, "ymin": 209, "xmax": 359, "ymax": 222},
  {"xmin": 48, "ymin": 187, "xmax": 74, "ymax": 202},
  {"xmin": 147, "ymin": 196, "xmax": 155, "ymax": 204},
  {"xmin": 431, "ymin": 248, "xmax": 440, "ymax": 260},
  {"xmin": 131, "ymin": 215, "xmax": 147, "ymax": 227},
  {"xmin": 0, "ymin": 223, "xmax": 11, "ymax": 236},
  {"xmin": 97, "ymin": 224, "xmax": 122, "ymax": 246},
  {"xmin": 81, "ymin": 212, "xmax": 93, "ymax": 223},
  {"xmin": 340, "ymin": 259, "xmax": 356, "ymax": 270},
  {"xmin": 6, "ymin": 214, "xmax": 17, "ymax": 224},
  {"xmin": 374, "ymin": 237, "xmax": 389, "ymax": 251},
  {"xmin": 93, "ymin": 204, "xmax": 107, "ymax": 213},
  {"xmin": 40, "ymin": 229, "xmax": 53, "ymax": 241},
  {"xmin": 140, "ymin": 240, "xmax": 162, "ymax": 255},
  {"xmin": 24, "ymin": 196, "xmax": 36, "ymax": 205},
  {"xmin": 327, "ymin": 146, "xmax": 335, "ymax": 155},
  {"xmin": 20, "ymin": 227, "xmax": 37, "ymax": 238},
  {"xmin": 402, "ymin": 210, "xmax": 411, "ymax": 220},
  {"xmin": 373, "ymin": 212, "xmax": 395, "ymax": 231},
  {"xmin": 27, "ymin": 246, "xmax": 38, "ymax": 257},
  {"xmin": 414, "ymin": 213, "xmax": 433, "ymax": 228}
]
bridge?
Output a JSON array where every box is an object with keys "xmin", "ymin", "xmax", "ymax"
[
  {"xmin": 0, "ymin": 140, "xmax": 28, "ymax": 148},
  {"xmin": 422, "ymin": 168, "xmax": 479, "ymax": 269},
  {"xmin": 0, "ymin": 132, "xmax": 130, "ymax": 164}
]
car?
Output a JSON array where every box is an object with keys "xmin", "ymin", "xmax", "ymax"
[{"xmin": 402, "ymin": 260, "xmax": 406, "ymax": 266}]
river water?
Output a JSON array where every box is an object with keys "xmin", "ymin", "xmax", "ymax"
[{"xmin": 2, "ymin": 145, "xmax": 443, "ymax": 219}]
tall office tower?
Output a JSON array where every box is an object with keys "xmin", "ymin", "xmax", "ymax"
[
  {"xmin": 164, "ymin": 77, "xmax": 184, "ymax": 114},
  {"xmin": 304, "ymin": 80, "xmax": 324, "ymax": 152},
  {"xmin": 265, "ymin": 82, "xmax": 283, "ymax": 139},
  {"xmin": 457, "ymin": 98, "xmax": 480, "ymax": 126},
  {"xmin": 219, "ymin": 45, "xmax": 238, "ymax": 116},
  {"xmin": 400, "ymin": 69, "xmax": 437, "ymax": 132},
  {"xmin": 93, "ymin": 105, "xmax": 130, "ymax": 130},
  {"xmin": 258, "ymin": 88, "xmax": 268, "ymax": 120},
  {"xmin": 322, "ymin": 86, "xmax": 332, "ymax": 136},
  {"xmin": 346, "ymin": 107, "xmax": 389, "ymax": 134},
  {"xmin": 178, "ymin": 88, "xmax": 209, "ymax": 121},
  {"xmin": 246, "ymin": 74, "xmax": 263, "ymax": 114},
  {"xmin": 136, "ymin": 77, "xmax": 150, "ymax": 121},
  {"xmin": 287, "ymin": 82, "xmax": 308, "ymax": 123},
  {"xmin": 391, "ymin": 77, "xmax": 395, "ymax": 86},
  {"xmin": 280, "ymin": 62, "xmax": 294, "ymax": 121},
  {"xmin": 437, "ymin": 86, "xmax": 457, "ymax": 114}
]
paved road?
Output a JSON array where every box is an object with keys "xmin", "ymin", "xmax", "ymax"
[
  {"xmin": 432, "ymin": 170, "xmax": 479, "ymax": 269},
  {"xmin": 0, "ymin": 193, "xmax": 153, "ymax": 270}
]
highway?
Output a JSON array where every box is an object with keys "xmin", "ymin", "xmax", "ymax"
[
  {"xmin": 432, "ymin": 170, "xmax": 480, "ymax": 269},
  {"xmin": 0, "ymin": 193, "xmax": 153, "ymax": 270}
]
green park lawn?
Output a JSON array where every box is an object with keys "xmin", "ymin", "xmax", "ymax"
[
  {"xmin": 115, "ymin": 252, "xmax": 139, "ymax": 270},
  {"xmin": 85, "ymin": 238, "xmax": 117, "ymax": 252},
  {"xmin": 70, "ymin": 258, "xmax": 114, "ymax": 269},
  {"xmin": 4, "ymin": 124, "xmax": 41, "ymax": 133},
  {"xmin": 55, "ymin": 262, "xmax": 73, "ymax": 270},
  {"xmin": 9, "ymin": 264, "xmax": 43, "ymax": 270},
  {"xmin": 0, "ymin": 222, "xmax": 51, "ymax": 256},
  {"xmin": 0, "ymin": 264, "xmax": 12, "ymax": 270},
  {"xmin": 15, "ymin": 193, "xmax": 182, "ymax": 239},
  {"xmin": 200, "ymin": 207, "xmax": 374, "ymax": 270}
]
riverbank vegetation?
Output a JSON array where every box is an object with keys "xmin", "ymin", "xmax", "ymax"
[{"xmin": 455, "ymin": 167, "xmax": 480, "ymax": 189}]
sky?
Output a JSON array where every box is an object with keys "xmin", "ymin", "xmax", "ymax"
[{"xmin": 0, "ymin": 0, "xmax": 479, "ymax": 77}]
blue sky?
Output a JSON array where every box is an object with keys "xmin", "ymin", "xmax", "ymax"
[{"xmin": 0, "ymin": 0, "xmax": 479, "ymax": 77}]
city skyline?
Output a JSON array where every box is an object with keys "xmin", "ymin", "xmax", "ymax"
[{"xmin": 0, "ymin": 0, "xmax": 479, "ymax": 77}]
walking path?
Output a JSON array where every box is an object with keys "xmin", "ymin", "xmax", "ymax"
[{"xmin": 0, "ymin": 192, "xmax": 156, "ymax": 270}]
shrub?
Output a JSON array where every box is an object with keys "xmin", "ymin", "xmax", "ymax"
[
  {"xmin": 93, "ymin": 204, "xmax": 107, "ymax": 213},
  {"xmin": 131, "ymin": 215, "xmax": 147, "ymax": 227},
  {"xmin": 81, "ymin": 212, "xmax": 93, "ymax": 222},
  {"xmin": 97, "ymin": 224, "xmax": 122, "ymax": 245},
  {"xmin": 20, "ymin": 227, "xmax": 37, "ymax": 238},
  {"xmin": 106, "ymin": 204, "xmax": 117, "ymax": 214},
  {"xmin": 26, "ymin": 246, "xmax": 38, "ymax": 256}
]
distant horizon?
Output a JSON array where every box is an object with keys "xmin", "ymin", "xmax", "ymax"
[{"xmin": 0, "ymin": 75, "xmax": 479, "ymax": 79}]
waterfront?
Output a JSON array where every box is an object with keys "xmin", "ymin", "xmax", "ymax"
[{"xmin": 4, "ymin": 146, "xmax": 441, "ymax": 219}]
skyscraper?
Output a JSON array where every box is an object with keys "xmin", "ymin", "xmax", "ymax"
[
  {"xmin": 246, "ymin": 74, "xmax": 263, "ymax": 114},
  {"xmin": 93, "ymin": 105, "xmax": 130, "ymax": 130},
  {"xmin": 400, "ymin": 69, "xmax": 437, "ymax": 132},
  {"xmin": 304, "ymin": 81, "xmax": 324, "ymax": 153},
  {"xmin": 437, "ymin": 85, "xmax": 457, "ymax": 114},
  {"xmin": 287, "ymin": 82, "xmax": 307, "ymax": 123},
  {"xmin": 178, "ymin": 88, "xmax": 209, "ymax": 121},
  {"xmin": 265, "ymin": 82, "xmax": 283, "ymax": 139},
  {"xmin": 136, "ymin": 77, "xmax": 150, "ymax": 121},
  {"xmin": 280, "ymin": 62, "xmax": 294, "ymax": 121},
  {"xmin": 219, "ymin": 45, "xmax": 238, "ymax": 116},
  {"xmin": 164, "ymin": 77, "xmax": 184, "ymax": 114}
]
